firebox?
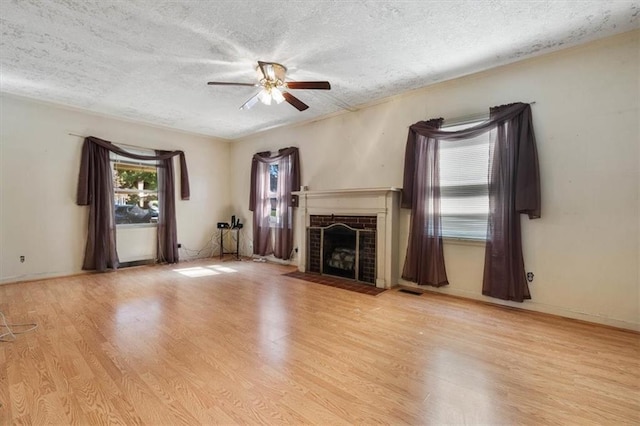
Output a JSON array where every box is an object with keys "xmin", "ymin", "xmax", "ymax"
[{"xmin": 307, "ymin": 215, "xmax": 376, "ymax": 285}]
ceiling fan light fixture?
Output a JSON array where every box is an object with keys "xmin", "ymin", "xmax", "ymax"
[{"xmin": 209, "ymin": 61, "xmax": 330, "ymax": 112}]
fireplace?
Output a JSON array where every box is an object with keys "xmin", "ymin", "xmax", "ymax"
[
  {"xmin": 308, "ymin": 217, "xmax": 377, "ymax": 284},
  {"xmin": 293, "ymin": 187, "xmax": 401, "ymax": 289}
]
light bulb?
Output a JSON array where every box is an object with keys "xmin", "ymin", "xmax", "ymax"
[
  {"xmin": 258, "ymin": 89, "xmax": 271, "ymax": 105},
  {"xmin": 271, "ymin": 87, "xmax": 285, "ymax": 104}
]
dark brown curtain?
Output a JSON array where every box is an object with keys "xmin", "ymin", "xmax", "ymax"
[
  {"xmin": 77, "ymin": 136, "xmax": 190, "ymax": 271},
  {"xmin": 156, "ymin": 150, "xmax": 178, "ymax": 263},
  {"xmin": 401, "ymin": 103, "xmax": 540, "ymax": 300},
  {"xmin": 401, "ymin": 118, "xmax": 449, "ymax": 287},
  {"xmin": 249, "ymin": 147, "xmax": 300, "ymax": 260},
  {"xmin": 249, "ymin": 151, "xmax": 274, "ymax": 256},
  {"xmin": 483, "ymin": 104, "xmax": 540, "ymax": 301},
  {"xmin": 76, "ymin": 140, "xmax": 118, "ymax": 271}
]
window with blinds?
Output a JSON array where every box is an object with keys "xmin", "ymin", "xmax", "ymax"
[{"xmin": 439, "ymin": 121, "xmax": 489, "ymax": 240}]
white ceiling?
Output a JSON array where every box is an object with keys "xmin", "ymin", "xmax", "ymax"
[{"xmin": 1, "ymin": 1, "xmax": 638, "ymax": 140}]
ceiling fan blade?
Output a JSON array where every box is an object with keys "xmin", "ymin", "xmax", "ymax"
[
  {"xmin": 286, "ymin": 81, "xmax": 331, "ymax": 90},
  {"xmin": 283, "ymin": 92, "xmax": 309, "ymax": 111},
  {"xmin": 239, "ymin": 92, "xmax": 261, "ymax": 110},
  {"xmin": 207, "ymin": 82, "xmax": 257, "ymax": 87}
]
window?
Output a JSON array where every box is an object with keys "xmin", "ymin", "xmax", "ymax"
[
  {"xmin": 111, "ymin": 153, "xmax": 159, "ymax": 225},
  {"xmin": 249, "ymin": 147, "xmax": 299, "ymax": 259},
  {"xmin": 439, "ymin": 121, "xmax": 490, "ymax": 240},
  {"xmin": 268, "ymin": 163, "xmax": 279, "ymax": 224}
]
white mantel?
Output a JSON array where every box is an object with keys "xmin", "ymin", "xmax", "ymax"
[{"xmin": 293, "ymin": 187, "xmax": 401, "ymax": 288}]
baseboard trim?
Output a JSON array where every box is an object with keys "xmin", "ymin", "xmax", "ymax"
[
  {"xmin": 1, "ymin": 270, "xmax": 92, "ymax": 286},
  {"xmin": 1, "ymin": 259, "xmax": 156, "ymax": 285},
  {"xmin": 119, "ymin": 259, "xmax": 156, "ymax": 268},
  {"xmin": 397, "ymin": 279, "xmax": 640, "ymax": 332}
]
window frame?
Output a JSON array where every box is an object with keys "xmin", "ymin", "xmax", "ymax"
[
  {"xmin": 268, "ymin": 163, "xmax": 279, "ymax": 227},
  {"xmin": 110, "ymin": 152, "xmax": 159, "ymax": 228}
]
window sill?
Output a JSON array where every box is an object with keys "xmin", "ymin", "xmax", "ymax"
[
  {"xmin": 443, "ymin": 237, "xmax": 485, "ymax": 247},
  {"xmin": 116, "ymin": 223, "xmax": 158, "ymax": 229}
]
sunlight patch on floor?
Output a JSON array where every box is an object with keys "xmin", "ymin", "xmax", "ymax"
[
  {"xmin": 208, "ymin": 265, "xmax": 237, "ymax": 273},
  {"xmin": 173, "ymin": 267, "xmax": 221, "ymax": 277},
  {"xmin": 173, "ymin": 264, "xmax": 238, "ymax": 277}
]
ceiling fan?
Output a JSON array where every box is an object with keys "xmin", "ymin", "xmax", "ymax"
[{"xmin": 207, "ymin": 61, "xmax": 331, "ymax": 111}]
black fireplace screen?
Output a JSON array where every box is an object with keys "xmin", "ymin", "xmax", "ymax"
[{"xmin": 307, "ymin": 221, "xmax": 376, "ymax": 284}]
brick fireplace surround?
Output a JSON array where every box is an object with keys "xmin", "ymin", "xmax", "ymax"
[{"xmin": 292, "ymin": 188, "xmax": 401, "ymax": 289}]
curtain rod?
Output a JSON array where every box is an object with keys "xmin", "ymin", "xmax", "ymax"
[
  {"xmin": 443, "ymin": 112, "xmax": 489, "ymax": 127},
  {"xmin": 68, "ymin": 132, "xmax": 153, "ymax": 151},
  {"xmin": 420, "ymin": 101, "xmax": 537, "ymax": 128}
]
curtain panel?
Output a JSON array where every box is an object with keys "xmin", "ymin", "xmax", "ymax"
[
  {"xmin": 401, "ymin": 118, "xmax": 449, "ymax": 287},
  {"xmin": 156, "ymin": 150, "xmax": 179, "ymax": 264},
  {"xmin": 401, "ymin": 103, "xmax": 540, "ymax": 301},
  {"xmin": 249, "ymin": 147, "xmax": 300, "ymax": 260},
  {"xmin": 77, "ymin": 136, "xmax": 190, "ymax": 271}
]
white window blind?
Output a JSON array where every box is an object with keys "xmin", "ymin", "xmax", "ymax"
[{"xmin": 439, "ymin": 121, "xmax": 490, "ymax": 240}]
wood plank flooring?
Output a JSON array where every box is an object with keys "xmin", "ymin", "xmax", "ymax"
[{"xmin": 1, "ymin": 258, "xmax": 639, "ymax": 425}]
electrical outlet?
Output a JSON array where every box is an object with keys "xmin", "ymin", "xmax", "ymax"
[
  {"xmin": 526, "ymin": 272, "xmax": 534, "ymax": 282},
  {"xmin": 177, "ymin": 243, "xmax": 182, "ymax": 248},
  {"xmin": 19, "ymin": 255, "xmax": 25, "ymax": 263}
]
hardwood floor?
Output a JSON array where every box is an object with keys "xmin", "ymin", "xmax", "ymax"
[{"xmin": 1, "ymin": 258, "xmax": 639, "ymax": 425}]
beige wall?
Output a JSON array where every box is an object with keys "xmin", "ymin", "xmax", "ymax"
[
  {"xmin": 230, "ymin": 31, "xmax": 640, "ymax": 330},
  {"xmin": 0, "ymin": 94, "xmax": 231, "ymax": 283}
]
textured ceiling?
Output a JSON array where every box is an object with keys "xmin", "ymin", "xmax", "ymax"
[{"xmin": 1, "ymin": 1, "xmax": 638, "ymax": 140}]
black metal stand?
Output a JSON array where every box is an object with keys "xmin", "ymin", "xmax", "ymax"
[{"xmin": 219, "ymin": 228, "xmax": 241, "ymax": 260}]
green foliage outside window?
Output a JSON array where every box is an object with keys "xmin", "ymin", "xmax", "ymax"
[{"xmin": 114, "ymin": 167, "xmax": 158, "ymax": 207}]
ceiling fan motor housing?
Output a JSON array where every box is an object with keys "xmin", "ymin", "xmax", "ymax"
[{"xmin": 258, "ymin": 62, "xmax": 287, "ymax": 85}]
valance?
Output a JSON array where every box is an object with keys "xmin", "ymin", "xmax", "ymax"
[
  {"xmin": 77, "ymin": 136, "xmax": 190, "ymax": 206},
  {"xmin": 249, "ymin": 147, "xmax": 300, "ymax": 211},
  {"xmin": 402, "ymin": 103, "xmax": 540, "ymax": 219}
]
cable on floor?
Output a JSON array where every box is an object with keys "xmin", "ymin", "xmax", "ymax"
[
  {"xmin": 179, "ymin": 231, "xmax": 219, "ymax": 260},
  {"xmin": 0, "ymin": 310, "xmax": 38, "ymax": 342}
]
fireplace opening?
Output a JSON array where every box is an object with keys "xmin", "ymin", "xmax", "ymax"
[
  {"xmin": 307, "ymin": 215, "xmax": 377, "ymax": 285},
  {"xmin": 323, "ymin": 224, "xmax": 357, "ymax": 280}
]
